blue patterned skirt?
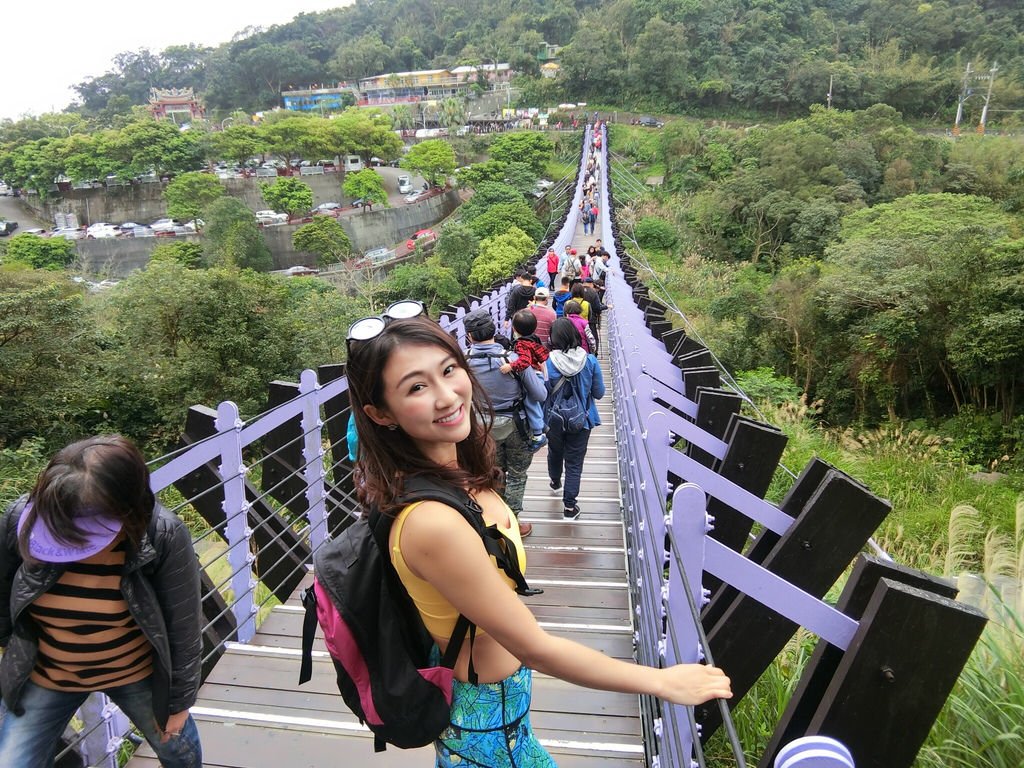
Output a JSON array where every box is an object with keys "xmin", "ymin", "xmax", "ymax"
[{"xmin": 434, "ymin": 665, "xmax": 557, "ymax": 767}]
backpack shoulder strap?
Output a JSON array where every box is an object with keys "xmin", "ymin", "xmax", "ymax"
[{"xmin": 396, "ymin": 477, "xmax": 541, "ymax": 598}]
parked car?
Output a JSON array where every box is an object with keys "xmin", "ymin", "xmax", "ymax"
[
  {"xmin": 0, "ymin": 220, "xmax": 18, "ymax": 236},
  {"xmin": 117, "ymin": 222, "xmax": 143, "ymax": 231},
  {"xmin": 150, "ymin": 218, "xmax": 180, "ymax": 233},
  {"xmin": 314, "ymin": 201, "xmax": 343, "ymax": 213},
  {"xmin": 255, "ymin": 210, "xmax": 288, "ymax": 225},
  {"xmin": 52, "ymin": 227, "xmax": 85, "ymax": 240},
  {"xmin": 403, "ymin": 190, "xmax": 425, "ymax": 205},
  {"xmin": 87, "ymin": 224, "xmax": 120, "ymax": 239},
  {"xmin": 397, "ymin": 175, "xmax": 413, "ymax": 194},
  {"xmin": 363, "ymin": 246, "xmax": 394, "ymax": 265},
  {"xmin": 284, "ymin": 265, "xmax": 319, "ymax": 277},
  {"xmin": 130, "ymin": 226, "xmax": 155, "ymax": 238},
  {"xmin": 405, "ymin": 228, "xmax": 436, "ymax": 251},
  {"xmin": 637, "ymin": 116, "xmax": 664, "ymax": 128},
  {"xmin": 349, "ymin": 198, "xmax": 370, "ymax": 209}
]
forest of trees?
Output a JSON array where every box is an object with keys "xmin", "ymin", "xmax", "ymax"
[
  {"xmin": 614, "ymin": 104, "xmax": 1023, "ymax": 467},
  {"xmin": 0, "ymin": 0, "xmax": 1021, "ymax": 131}
]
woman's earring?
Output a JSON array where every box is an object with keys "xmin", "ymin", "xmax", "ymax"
[{"xmin": 387, "ymin": 424, "xmax": 398, "ymax": 431}]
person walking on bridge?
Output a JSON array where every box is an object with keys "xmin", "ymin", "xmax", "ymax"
[{"xmin": 344, "ymin": 311, "xmax": 732, "ymax": 768}]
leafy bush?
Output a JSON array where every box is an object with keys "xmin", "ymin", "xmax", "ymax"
[
  {"xmin": 468, "ymin": 227, "xmax": 534, "ymax": 291},
  {"xmin": 735, "ymin": 367, "xmax": 801, "ymax": 405},
  {"xmin": 634, "ymin": 217, "xmax": 677, "ymax": 249},
  {"xmin": 2, "ymin": 234, "xmax": 76, "ymax": 270},
  {"xmin": 939, "ymin": 407, "xmax": 1008, "ymax": 468}
]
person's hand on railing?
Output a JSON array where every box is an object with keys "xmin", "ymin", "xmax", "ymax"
[{"xmin": 656, "ymin": 664, "xmax": 732, "ymax": 706}]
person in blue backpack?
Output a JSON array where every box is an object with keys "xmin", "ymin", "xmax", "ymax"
[
  {"xmin": 344, "ymin": 308, "xmax": 731, "ymax": 767},
  {"xmin": 544, "ymin": 318, "xmax": 604, "ymax": 520}
]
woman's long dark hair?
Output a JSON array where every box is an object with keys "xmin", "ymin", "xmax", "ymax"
[
  {"xmin": 19, "ymin": 435, "xmax": 155, "ymax": 562},
  {"xmin": 550, "ymin": 317, "xmax": 583, "ymax": 352},
  {"xmin": 346, "ymin": 316, "xmax": 501, "ymax": 514}
]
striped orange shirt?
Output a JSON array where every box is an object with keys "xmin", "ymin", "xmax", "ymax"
[{"xmin": 28, "ymin": 535, "xmax": 153, "ymax": 691}]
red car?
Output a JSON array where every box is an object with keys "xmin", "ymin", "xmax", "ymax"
[{"xmin": 405, "ymin": 229, "xmax": 437, "ymax": 250}]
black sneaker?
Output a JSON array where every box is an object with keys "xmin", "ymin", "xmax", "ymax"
[
  {"xmin": 563, "ymin": 505, "xmax": 581, "ymax": 520},
  {"xmin": 549, "ymin": 479, "xmax": 562, "ymax": 492}
]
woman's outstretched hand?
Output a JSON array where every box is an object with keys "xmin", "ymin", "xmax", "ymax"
[{"xmin": 658, "ymin": 664, "xmax": 732, "ymax": 706}]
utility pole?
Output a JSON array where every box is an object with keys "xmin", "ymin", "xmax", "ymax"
[
  {"xmin": 953, "ymin": 61, "xmax": 972, "ymax": 137},
  {"xmin": 826, "ymin": 74, "xmax": 834, "ymax": 109},
  {"xmin": 977, "ymin": 61, "xmax": 998, "ymax": 135}
]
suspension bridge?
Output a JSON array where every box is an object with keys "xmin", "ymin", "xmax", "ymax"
[{"xmin": 54, "ymin": 126, "xmax": 984, "ymax": 768}]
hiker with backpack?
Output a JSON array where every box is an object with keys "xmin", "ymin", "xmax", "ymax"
[
  {"xmin": 0, "ymin": 436, "xmax": 203, "ymax": 767},
  {"xmin": 464, "ymin": 311, "xmax": 547, "ymax": 534},
  {"xmin": 544, "ymin": 318, "xmax": 605, "ymax": 521},
  {"xmin": 499, "ymin": 309, "xmax": 551, "ymax": 453},
  {"xmin": 326, "ymin": 308, "xmax": 730, "ymax": 765},
  {"xmin": 563, "ymin": 299, "xmax": 597, "ymax": 353},
  {"xmin": 552, "ymin": 276, "xmax": 573, "ymax": 318}
]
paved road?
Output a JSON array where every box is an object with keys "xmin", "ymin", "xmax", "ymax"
[{"xmin": 0, "ymin": 193, "xmax": 48, "ymax": 231}]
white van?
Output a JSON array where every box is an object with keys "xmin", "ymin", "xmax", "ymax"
[
  {"xmin": 343, "ymin": 155, "xmax": 364, "ymax": 172},
  {"xmin": 397, "ymin": 175, "xmax": 412, "ymax": 194}
]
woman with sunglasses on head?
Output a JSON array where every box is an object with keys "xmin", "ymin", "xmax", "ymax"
[
  {"xmin": 0, "ymin": 435, "xmax": 202, "ymax": 767},
  {"xmin": 345, "ymin": 304, "xmax": 731, "ymax": 767}
]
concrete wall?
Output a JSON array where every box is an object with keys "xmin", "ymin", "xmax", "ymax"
[
  {"xmin": 72, "ymin": 189, "xmax": 461, "ymax": 278},
  {"xmin": 23, "ymin": 175, "xmax": 349, "ymax": 226}
]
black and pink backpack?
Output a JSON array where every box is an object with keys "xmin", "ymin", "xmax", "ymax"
[{"xmin": 298, "ymin": 477, "xmax": 540, "ymax": 752}]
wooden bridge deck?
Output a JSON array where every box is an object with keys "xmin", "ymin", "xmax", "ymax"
[{"xmin": 129, "ymin": 259, "xmax": 639, "ymax": 767}]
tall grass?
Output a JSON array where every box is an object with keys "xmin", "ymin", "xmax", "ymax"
[{"xmin": 917, "ymin": 496, "xmax": 1024, "ymax": 767}]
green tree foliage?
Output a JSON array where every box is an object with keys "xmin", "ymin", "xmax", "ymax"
[
  {"xmin": 0, "ymin": 272, "xmax": 101, "ymax": 448},
  {"xmin": 432, "ymin": 222, "xmax": 480, "ymax": 284},
  {"xmin": 208, "ymin": 125, "xmax": 269, "ymax": 166},
  {"xmin": 260, "ymin": 177, "xmax": 314, "ymax": 217},
  {"xmin": 203, "ymin": 197, "xmax": 273, "ymax": 271},
  {"xmin": 293, "ymin": 216, "xmax": 353, "ymax": 266},
  {"xmin": 468, "ymin": 227, "xmax": 535, "ymax": 291},
  {"xmin": 108, "ymin": 119, "xmax": 204, "ymax": 177},
  {"xmin": 98, "ymin": 262, "xmax": 307, "ymax": 444},
  {"xmin": 149, "ymin": 241, "xmax": 205, "ymax": 269},
  {"xmin": 258, "ymin": 115, "xmax": 328, "ymax": 168},
  {"xmin": 400, "ymin": 140, "xmax": 456, "ymax": 186},
  {"xmin": 634, "ymin": 217, "xmax": 678, "ymax": 249},
  {"xmin": 817, "ymin": 194, "xmax": 1024, "ymax": 423},
  {"xmin": 328, "ymin": 111, "xmax": 403, "ymax": 162},
  {"xmin": 489, "ymin": 132, "xmax": 554, "ymax": 174},
  {"xmin": 466, "ymin": 201, "xmax": 544, "ymax": 242},
  {"xmin": 459, "ymin": 181, "xmax": 527, "ymax": 220},
  {"xmin": 2, "ymin": 234, "xmax": 76, "ymax": 270},
  {"xmin": 163, "ymin": 171, "xmax": 224, "ymax": 223},
  {"xmin": 342, "ymin": 169, "xmax": 388, "ymax": 206},
  {"xmin": 380, "ymin": 260, "xmax": 463, "ymax": 314}
]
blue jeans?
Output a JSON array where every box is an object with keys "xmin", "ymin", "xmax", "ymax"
[
  {"xmin": 547, "ymin": 423, "xmax": 592, "ymax": 507},
  {"xmin": 0, "ymin": 678, "xmax": 201, "ymax": 768},
  {"xmin": 524, "ymin": 396, "xmax": 545, "ymax": 435}
]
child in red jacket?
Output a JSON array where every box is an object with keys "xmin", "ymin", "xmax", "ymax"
[{"xmin": 500, "ymin": 310, "xmax": 550, "ymax": 451}]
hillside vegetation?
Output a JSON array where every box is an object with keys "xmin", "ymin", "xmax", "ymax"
[{"xmin": 0, "ymin": 0, "xmax": 1021, "ymax": 130}]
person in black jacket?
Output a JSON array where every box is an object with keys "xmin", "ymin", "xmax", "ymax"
[
  {"xmin": 0, "ymin": 435, "xmax": 203, "ymax": 767},
  {"xmin": 504, "ymin": 270, "xmax": 536, "ymax": 327}
]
